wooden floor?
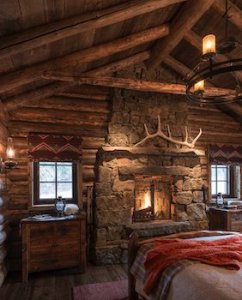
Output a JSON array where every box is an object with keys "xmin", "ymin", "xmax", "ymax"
[{"xmin": 0, "ymin": 264, "xmax": 128, "ymax": 300}]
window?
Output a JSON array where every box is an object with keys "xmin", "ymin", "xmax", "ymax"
[
  {"xmin": 211, "ymin": 164, "xmax": 241, "ymax": 198},
  {"xmin": 33, "ymin": 161, "xmax": 77, "ymax": 205},
  {"xmin": 211, "ymin": 164, "xmax": 231, "ymax": 196}
]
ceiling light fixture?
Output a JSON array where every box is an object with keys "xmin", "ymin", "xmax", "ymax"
[{"xmin": 185, "ymin": 0, "xmax": 242, "ymax": 104}]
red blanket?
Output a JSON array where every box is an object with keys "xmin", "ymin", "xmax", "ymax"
[{"xmin": 144, "ymin": 236, "xmax": 242, "ymax": 295}]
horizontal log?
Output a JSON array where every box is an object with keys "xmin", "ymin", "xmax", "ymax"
[
  {"xmin": 9, "ymin": 107, "xmax": 109, "ymax": 126},
  {"xmin": 55, "ymin": 92, "xmax": 108, "ymax": 101},
  {"xmin": 0, "ymin": 0, "xmax": 184, "ymax": 59},
  {"xmin": 22, "ymin": 97, "xmax": 111, "ymax": 113},
  {"xmin": 82, "ymin": 137, "xmax": 105, "ymax": 149},
  {"xmin": 0, "ymin": 24, "xmax": 169, "ymax": 94},
  {"xmin": 8, "ymin": 121, "xmax": 107, "ymax": 138},
  {"xmin": 5, "ymin": 82, "xmax": 71, "ymax": 112},
  {"xmin": 43, "ymin": 74, "xmax": 235, "ymax": 96}
]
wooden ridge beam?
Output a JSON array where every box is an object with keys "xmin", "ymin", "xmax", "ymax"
[
  {"xmin": 0, "ymin": 0, "xmax": 185, "ymax": 60},
  {"xmin": 213, "ymin": 0, "xmax": 242, "ymax": 30},
  {"xmin": 43, "ymin": 73, "xmax": 235, "ymax": 96},
  {"xmin": 146, "ymin": 0, "xmax": 215, "ymax": 70},
  {"xmin": 0, "ymin": 24, "xmax": 169, "ymax": 94}
]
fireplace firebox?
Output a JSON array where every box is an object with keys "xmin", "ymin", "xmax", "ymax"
[{"xmin": 133, "ymin": 175, "xmax": 172, "ymax": 222}]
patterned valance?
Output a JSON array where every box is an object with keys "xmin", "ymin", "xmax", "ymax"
[
  {"xmin": 28, "ymin": 133, "xmax": 82, "ymax": 161},
  {"xmin": 209, "ymin": 144, "xmax": 242, "ymax": 165}
]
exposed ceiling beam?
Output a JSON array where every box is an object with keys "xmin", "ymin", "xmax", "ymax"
[
  {"xmin": 0, "ymin": 0, "xmax": 186, "ymax": 60},
  {"xmin": 0, "ymin": 24, "xmax": 168, "ymax": 94},
  {"xmin": 164, "ymin": 55, "xmax": 191, "ymax": 77},
  {"xmin": 42, "ymin": 73, "xmax": 235, "ymax": 96},
  {"xmin": 4, "ymin": 50, "xmax": 151, "ymax": 111},
  {"xmin": 213, "ymin": 0, "xmax": 242, "ymax": 30},
  {"xmin": 146, "ymin": 0, "xmax": 215, "ymax": 70},
  {"xmin": 85, "ymin": 51, "xmax": 150, "ymax": 76}
]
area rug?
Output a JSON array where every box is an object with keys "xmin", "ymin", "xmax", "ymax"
[{"xmin": 73, "ymin": 279, "xmax": 128, "ymax": 300}]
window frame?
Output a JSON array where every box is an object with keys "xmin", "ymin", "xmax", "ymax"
[
  {"xmin": 32, "ymin": 161, "xmax": 78, "ymax": 206},
  {"xmin": 211, "ymin": 164, "xmax": 235, "ymax": 198}
]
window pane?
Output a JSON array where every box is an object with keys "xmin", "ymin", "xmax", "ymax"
[
  {"xmin": 211, "ymin": 167, "xmax": 216, "ymax": 180},
  {"xmin": 217, "ymin": 182, "xmax": 227, "ymax": 194},
  {"xmin": 57, "ymin": 164, "xmax": 72, "ymax": 181},
  {"xmin": 212, "ymin": 182, "xmax": 216, "ymax": 195},
  {"xmin": 40, "ymin": 183, "xmax": 56, "ymax": 199},
  {"xmin": 217, "ymin": 167, "xmax": 227, "ymax": 181},
  {"xmin": 39, "ymin": 164, "xmax": 55, "ymax": 182},
  {"xmin": 57, "ymin": 183, "xmax": 73, "ymax": 198}
]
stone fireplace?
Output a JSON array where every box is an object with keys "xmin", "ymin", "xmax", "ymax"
[
  {"xmin": 94, "ymin": 147, "xmax": 208, "ymax": 265},
  {"xmin": 93, "ymin": 78, "xmax": 209, "ymax": 265}
]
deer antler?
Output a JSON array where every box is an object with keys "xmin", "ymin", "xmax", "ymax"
[{"xmin": 134, "ymin": 116, "xmax": 202, "ymax": 148}]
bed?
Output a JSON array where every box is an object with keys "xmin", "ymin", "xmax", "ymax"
[{"xmin": 128, "ymin": 230, "xmax": 242, "ymax": 300}]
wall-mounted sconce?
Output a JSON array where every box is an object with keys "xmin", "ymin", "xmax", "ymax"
[{"xmin": 0, "ymin": 137, "xmax": 17, "ymax": 172}]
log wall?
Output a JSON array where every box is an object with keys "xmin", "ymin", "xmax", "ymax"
[
  {"xmin": 0, "ymin": 101, "xmax": 9, "ymax": 286},
  {"xmin": 6, "ymin": 85, "xmax": 111, "ymax": 271}
]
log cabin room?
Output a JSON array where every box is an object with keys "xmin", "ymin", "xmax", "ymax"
[{"xmin": 0, "ymin": 0, "xmax": 242, "ymax": 299}]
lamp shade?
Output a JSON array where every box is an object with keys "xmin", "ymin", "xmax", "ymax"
[
  {"xmin": 202, "ymin": 34, "xmax": 216, "ymax": 56},
  {"xmin": 194, "ymin": 80, "xmax": 204, "ymax": 94},
  {"xmin": 6, "ymin": 137, "xmax": 15, "ymax": 160}
]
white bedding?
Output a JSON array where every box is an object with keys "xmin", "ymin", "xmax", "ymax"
[{"xmin": 135, "ymin": 234, "xmax": 242, "ymax": 300}]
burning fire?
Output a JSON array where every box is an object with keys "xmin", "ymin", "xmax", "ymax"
[{"xmin": 141, "ymin": 191, "xmax": 151, "ymax": 209}]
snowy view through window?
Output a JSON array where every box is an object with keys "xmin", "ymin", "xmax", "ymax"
[{"xmin": 39, "ymin": 162, "xmax": 73, "ymax": 199}]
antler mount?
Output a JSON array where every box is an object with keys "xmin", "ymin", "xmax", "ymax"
[{"xmin": 134, "ymin": 116, "xmax": 202, "ymax": 149}]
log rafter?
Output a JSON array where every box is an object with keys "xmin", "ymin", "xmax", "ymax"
[
  {"xmin": 213, "ymin": 0, "xmax": 242, "ymax": 30},
  {"xmin": 146, "ymin": 0, "xmax": 216, "ymax": 70},
  {"xmin": 4, "ymin": 50, "xmax": 152, "ymax": 111},
  {"xmin": 0, "ymin": 0, "xmax": 186, "ymax": 60},
  {"xmin": 0, "ymin": 24, "xmax": 169, "ymax": 95}
]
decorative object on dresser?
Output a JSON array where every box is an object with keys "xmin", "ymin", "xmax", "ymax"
[
  {"xmin": 209, "ymin": 207, "xmax": 242, "ymax": 232},
  {"xmin": 64, "ymin": 203, "xmax": 79, "ymax": 216},
  {"xmin": 21, "ymin": 214, "xmax": 86, "ymax": 282},
  {"xmin": 54, "ymin": 196, "xmax": 66, "ymax": 217}
]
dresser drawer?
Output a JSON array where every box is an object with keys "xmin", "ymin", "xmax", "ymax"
[{"xmin": 231, "ymin": 213, "xmax": 242, "ymax": 232}]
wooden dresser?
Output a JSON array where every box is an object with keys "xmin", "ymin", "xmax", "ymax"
[
  {"xmin": 21, "ymin": 214, "xmax": 86, "ymax": 282},
  {"xmin": 209, "ymin": 207, "xmax": 242, "ymax": 232}
]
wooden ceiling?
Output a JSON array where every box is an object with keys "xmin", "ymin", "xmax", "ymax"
[{"xmin": 0, "ymin": 0, "xmax": 241, "ymax": 119}]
